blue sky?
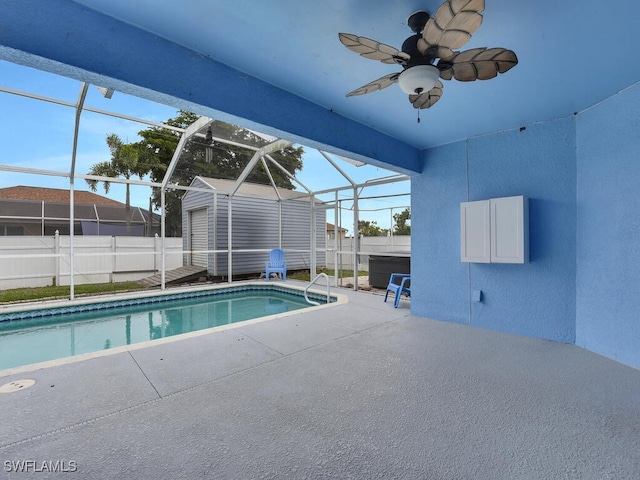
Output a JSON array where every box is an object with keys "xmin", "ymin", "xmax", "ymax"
[{"xmin": 0, "ymin": 60, "xmax": 409, "ymax": 233}]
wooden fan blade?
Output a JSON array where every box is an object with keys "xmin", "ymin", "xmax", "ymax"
[
  {"xmin": 409, "ymin": 81, "xmax": 444, "ymax": 109},
  {"xmin": 347, "ymin": 73, "xmax": 400, "ymax": 97},
  {"xmin": 339, "ymin": 33, "xmax": 410, "ymax": 65},
  {"xmin": 438, "ymin": 47, "xmax": 518, "ymax": 81},
  {"xmin": 419, "ymin": 0, "xmax": 485, "ymax": 53}
]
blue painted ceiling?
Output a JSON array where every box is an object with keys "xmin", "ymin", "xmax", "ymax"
[{"xmin": 66, "ymin": 0, "xmax": 640, "ymax": 149}]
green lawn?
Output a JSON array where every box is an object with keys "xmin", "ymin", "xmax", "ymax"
[
  {"xmin": 0, "ymin": 269, "xmax": 369, "ymax": 303},
  {"xmin": 287, "ymin": 268, "xmax": 367, "ymax": 282},
  {"xmin": 0, "ymin": 281, "xmax": 143, "ymax": 304}
]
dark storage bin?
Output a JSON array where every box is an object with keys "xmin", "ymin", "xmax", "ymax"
[{"xmin": 368, "ymin": 255, "xmax": 410, "ymax": 289}]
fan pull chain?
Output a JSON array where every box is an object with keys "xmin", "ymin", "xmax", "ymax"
[{"xmin": 417, "ymin": 109, "xmax": 421, "ymax": 123}]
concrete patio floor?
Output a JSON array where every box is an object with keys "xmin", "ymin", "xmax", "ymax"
[{"xmin": 1, "ymin": 283, "xmax": 639, "ymax": 479}]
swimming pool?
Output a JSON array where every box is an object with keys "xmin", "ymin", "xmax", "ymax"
[{"xmin": 0, "ymin": 283, "xmax": 339, "ymax": 373}]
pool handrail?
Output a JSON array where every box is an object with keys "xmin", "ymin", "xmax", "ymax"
[{"xmin": 304, "ymin": 273, "xmax": 330, "ymax": 306}]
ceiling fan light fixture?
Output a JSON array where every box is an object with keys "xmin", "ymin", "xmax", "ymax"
[
  {"xmin": 397, "ymin": 65, "xmax": 440, "ymax": 95},
  {"xmin": 339, "ymin": 0, "xmax": 518, "ymax": 114}
]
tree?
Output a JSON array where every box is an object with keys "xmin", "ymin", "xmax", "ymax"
[
  {"xmin": 135, "ymin": 111, "xmax": 304, "ymax": 236},
  {"xmin": 358, "ymin": 220, "xmax": 388, "ymax": 237},
  {"xmin": 86, "ymin": 133, "xmax": 147, "ymax": 235},
  {"xmin": 393, "ymin": 208, "xmax": 411, "ymax": 235},
  {"xmin": 85, "ymin": 111, "xmax": 305, "ymax": 236}
]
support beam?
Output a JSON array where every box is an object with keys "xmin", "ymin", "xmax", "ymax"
[
  {"xmin": 160, "ymin": 189, "xmax": 166, "ymax": 290},
  {"xmin": 261, "ymin": 158, "xmax": 282, "ymax": 201},
  {"xmin": 162, "ymin": 116, "xmax": 212, "ymax": 189},
  {"xmin": 159, "ymin": 118, "xmax": 212, "ymax": 290},
  {"xmin": 353, "ymin": 187, "xmax": 359, "ymax": 291},
  {"xmin": 265, "ymin": 155, "xmax": 313, "ymax": 193},
  {"xmin": 319, "ymin": 151, "xmax": 356, "ymax": 186},
  {"xmin": 227, "ymin": 198, "xmax": 233, "ymax": 283},
  {"xmin": 0, "ymin": 165, "xmax": 70, "ymax": 177},
  {"xmin": 228, "ymin": 139, "xmax": 292, "ymax": 197},
  {"xmin": 68, "ymin": 82, "xmax": 89, "ymax": 300},
  {"xmin": 0, "ymin": 85, "xmax": 185, "ymax": 133}
]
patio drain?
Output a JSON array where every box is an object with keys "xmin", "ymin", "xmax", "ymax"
[{"xmin": 0, "ymin": 379, "xmax": 36, "ymax": 393}]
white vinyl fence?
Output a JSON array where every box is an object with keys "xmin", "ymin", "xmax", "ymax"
[
  {"xmin": 326, "ymin": 235, "xmax": 411, "ymax": 272},
  {"xmin": 0, "ymin": 234, "xmax": 183, "ymax": 289}
]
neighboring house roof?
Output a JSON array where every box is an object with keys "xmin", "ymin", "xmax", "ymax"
[
  {"xmin": 326, "ymin": 222, "xmax": 347, "ymax": 233},
  {"xmin": 0, "ymin": 186, "xmax": 159, "ymax": 225},
  {"xmin": 0, "ymin": 186, "xmax": 124, "ymax": 206},
  {"xmin": 192, "ymin": 177, "xmax": 314, "ymax": 202}
]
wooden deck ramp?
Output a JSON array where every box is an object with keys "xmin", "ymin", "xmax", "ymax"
[{"xmin": 137, "ymin": 265, "xmax": 207, "ymax": 288}]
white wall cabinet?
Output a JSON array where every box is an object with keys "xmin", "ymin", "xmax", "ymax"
[
  {"xmin": 460, "ymin": 195, "xmax": 529, "ymax": 264},
  {"xmin": 460, "ymin": 200, "xmax": 491, "ymax": 263}
]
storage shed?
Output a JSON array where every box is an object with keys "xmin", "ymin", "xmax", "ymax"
[{"xmin": 181, "ymin": 176, "xmax": 326, "ymax": 278}]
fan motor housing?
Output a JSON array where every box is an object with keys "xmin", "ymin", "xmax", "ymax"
[
  {"xmin": 401, "ymin": 34, "xmax": 422, "ymax": 63},
  {"xmin": 402, "ymin": 34, "xmax": 436, "ymax": 68},
  {"xmin": 407, "ymin": 11, "xmax": 430, "ymax": 34}
]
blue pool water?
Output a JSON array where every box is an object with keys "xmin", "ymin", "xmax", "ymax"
[{"xmin": 0, "ymin": 285, "xmax": 330, "ymax": 371}]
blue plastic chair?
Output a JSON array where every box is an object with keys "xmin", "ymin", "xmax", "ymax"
[
  {"xmin": 265, "ymin": 248, "xmax": 287, "ymax": 281},
  {"xmin": 384, "ymin": 273, "xmax": 411, "ymax": 308}
]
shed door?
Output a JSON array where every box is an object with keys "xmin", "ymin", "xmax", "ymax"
[{"xmin": 190, "ymin": 208, "xmax": 208, "ymax": 268}]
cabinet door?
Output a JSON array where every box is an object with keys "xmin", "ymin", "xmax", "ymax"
[
  {"xmin": 490, "ymin": 196, "xmax": 528, "ymax": 264},
  {"xmin": 460, "ymin": 200, "xmax": 491, "ymax": 263}
]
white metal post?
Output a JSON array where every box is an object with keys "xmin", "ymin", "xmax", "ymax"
[
  {"xmin": 278, "ymin": 201, "xmax": 283, "ymax": 249},
  {"xmin": 353, "ymin": 187, "xmax": 359, "ymax": 291},
  {"xmin": 338, "ymin": 199, "xmax": 343, "ymax": 286},
  {"xmin": 69, "ymin": 180, "xmax": 75, "ymax": 299},
  {"xmin": 334, "ymin": 191, "xmax": 339, "ymax": 287},
  {"xmin": 111, "ymin": 236, "xmax": 116, "ymax": 283},
  {"xmin": 94, "ymin": 204, "xmax": 100, "ymax": 236},
  {"xmin": 390, "ymin": 207, "xmax": 395, "ymax": 251},
  {"xmin": 154, "ymin": 233, "xmax": 159, "ymax": 273},
  {"xmin": 159, "ymin": 116, "xmax": 211, "ymax": 290},
  {"xmin": 68, "ymin": 82, "xmax": 88, "ymax": 300},
  {"xmin": 310, "ymin": 195, "xmax": 316, "ymax": 275},
  {"xmin": 160, "ymin": 189, "xmax": 166, "ymax": 290},
  {"xmin": 54, "ymin": 230, "xmax": 60, "ymax": 286},
  {"xmin": 213, "ymin": 192, "xmax": 218, "ymax": 276},
  {"xmin": 227, "ymin": 197, "xmax": 232, "ymax": 283}
]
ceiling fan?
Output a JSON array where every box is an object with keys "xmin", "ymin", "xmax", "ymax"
[{"xmin": 339, "ymin": 0, "xmax": 518, "ymax": 115}]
